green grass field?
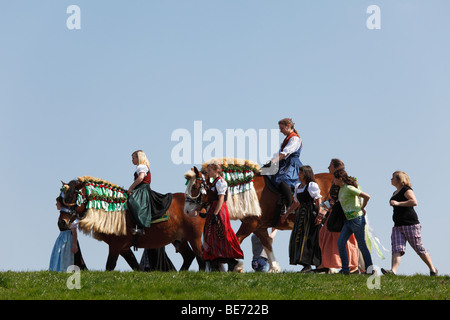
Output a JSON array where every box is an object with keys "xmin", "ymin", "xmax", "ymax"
[{"xmin": 0, "ymin": 271, "xmax": 448, "ymax": 300}]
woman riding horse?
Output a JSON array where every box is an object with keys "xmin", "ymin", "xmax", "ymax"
[
  {"xmin": 127, "ymin": 150, "xmax": 152, "ymax": 235},
  {"xmin": 269, "ymin": 118, "xmax": 303, "ymax": 212}
]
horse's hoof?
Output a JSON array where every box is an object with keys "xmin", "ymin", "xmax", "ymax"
[
  {"xmin": 268, "ymin": 262, "xmax": 281, "ymax": 273},
  {"xmin": 233, "ymin": 260, "xmax": 244, "ymax": 273}
]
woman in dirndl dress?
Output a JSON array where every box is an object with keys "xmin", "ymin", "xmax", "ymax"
[
  {"xmin": 203, "ymin": 163, "xmax": 244, "ymax": 272},
  {"xmin": 127, "ymin": 150, "xmax": 152, "ymax": 235},
  {"xmin": 49, "ymin": 198, "xmax": 87, "ymax": 272},
  {"xmin": 281, "ymin": 165, "xmax": 322, "ymax": 273},
  {"xmin": 270, "ymin": 118, "xmax": 303, "ymax": 211}
]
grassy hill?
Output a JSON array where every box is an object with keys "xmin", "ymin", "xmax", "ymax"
[{"xmin": 0, "ymin": 271, "xmax": 448, "ymax": 300}]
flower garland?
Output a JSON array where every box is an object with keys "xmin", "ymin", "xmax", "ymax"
[
  {"xmin": 210, "ymin": 158, "xmax": 259, "ymax": 195},
  {"xmin": 185, "ymin": 158, "xmax": 261, "ymax": 196},
  {"xmin": 223, "ymin": 168, "xmax": 255, "ymax": 195},
  {"xmin": 77, "ymin": 177, "xmax": 128, "ymax": 212},
  {"xmin": 201, "ymin": 157, "xmax": 261, "ymax": 174}
]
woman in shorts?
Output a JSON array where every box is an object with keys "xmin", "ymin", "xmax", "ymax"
[{"xmin": 381, "ymin": 171, "xmax": 438, "ymax": 276}]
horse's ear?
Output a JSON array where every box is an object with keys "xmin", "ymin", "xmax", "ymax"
[
  {"xmin": 61, "ymin": 180, "xmax": 68, "ymax": 186},
  {"xmin": 193, "ymin": 166, "xmax": 200, "ymax": 176}
]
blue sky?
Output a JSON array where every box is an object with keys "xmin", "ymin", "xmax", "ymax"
[{"xmin": 0, "ymin": 1, "xmax": 449, "ymax": 276}]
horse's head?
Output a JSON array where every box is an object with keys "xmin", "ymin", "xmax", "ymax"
[
  {"xmin": 184, "ymin": 166, "xmax": 209, "ymax": 217},
  {"xmin": 59, "ymin": 179, "xmax": 86, "ymax": 218}
]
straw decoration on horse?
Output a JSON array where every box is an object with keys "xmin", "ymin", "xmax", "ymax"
[
  {"xmin": 185, "ymin": 158, "xmax": 262, "ymax": 220},
  {"xmin": 77, "ymin": 176, "xmax": 128, "ymax": 237}
]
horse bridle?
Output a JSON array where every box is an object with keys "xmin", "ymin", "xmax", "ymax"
[
  {"xmin": 60, "ymin": 186, "xmax": 86, "ymax": 219},
  {"xmin": 185, "ymin": 176, "xmax": 210, "ymax": 210}
]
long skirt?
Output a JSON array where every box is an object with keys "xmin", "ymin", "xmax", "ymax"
[
  {"xmin": 203, "ymin": 201, "xmax": 244, "ymax": 261},
  {"xmin": 128, "ymin": 184, "xmax": 152, "ymax": 228},
  {"xmin": 271, "ymin": 155, "xmax": 303, "ymax": 189},
  {"xmin": 318, "ymin": 214, "xmax": 359, "ymax": 271},
  {"xmin": 289, "ymin": 205, "xmax": 322, "ymax": 267},
  {"xmin": 49, "ymin": 230, "xmax": 74, "ymax": 272},
  {"xmin": 139, "ymin": 247, "xmax": 176, "ymax": 272}
]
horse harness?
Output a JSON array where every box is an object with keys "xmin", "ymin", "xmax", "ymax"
[
  {"xmin": 60, "ymin": 186, "xmax": 86, "ymax": 220},
  {"xmin": 185, "ymin": 176, "xmax": 210, "ymax": 211}
]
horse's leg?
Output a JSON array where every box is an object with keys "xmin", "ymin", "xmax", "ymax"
[
  {"xmin": 106, "ymin": 247, "xmax": 120, "ymax": 271},
  {"xmin": 187, "ymin": 235, "xmax": 205, "ymax": 271},
  {"xmin": 231, "ymin": 217, "xmax": 258, "ymax": 272},
  {"xmin": 106, "ymin": 236, "xmax": 130, "ymax": 271},
  {"xmin": 176, "ymin": 240, "xmax": 195, "ymax": 271},
  {"xmin": 120, "ymin": 248, "xmax": 140, "ymax": 271},
  {"xmin": 235, "ymin": 216, "xmax": 259, "ymax": 244},
  {"xmin": 253, "ymin": 227, "xmax": 281, "ymax": 273}
]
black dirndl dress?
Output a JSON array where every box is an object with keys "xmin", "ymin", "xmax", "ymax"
[{"xmin": 288, "ymin": 184, "xmax": 322, "ymax": 267}]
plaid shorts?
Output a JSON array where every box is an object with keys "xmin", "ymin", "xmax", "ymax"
[{"xmin": 391, "ymin": 224, "xmax": 427, "ymax": 256}]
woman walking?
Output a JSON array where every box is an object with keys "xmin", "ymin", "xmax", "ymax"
[
  {"xmin": 49, "ymin": 196, "xmax": 87, "ymax": 272},
  {"xmin": 381, "ymin": 171, "xmax": 437, "ymax": 276},
  {"xmin": 281, "ymin": 165, "xmax": 322, "ymax": 273},
  {"xmin": 318, "ymin": 159, "xmax": 359, "ymax": 273},
  {"xmin": 203, "ymin": 162, "xmax": 244, "ymax": 272},
  {"xmin": 333, "ymin": 169, "xmax": 373, "ymax": 274}
]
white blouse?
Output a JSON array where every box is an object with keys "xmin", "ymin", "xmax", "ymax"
[
  {"xmin": 293, "ymin": 182, "xmax": 322, "ymax": 202},
  {"xmin": 212, "ymin": 177, "xmax": 228, "ymax": 195},
  {"xmin": 280, "ymin": 136, "xmax": 302, "ymax": 157},
  {"xmin": 70, "ymin": 219, "xmax": 79, "ymax": 230},
  {"xmin": 136, "ymin": 164, "xmax": 149, "ymax": 175}
]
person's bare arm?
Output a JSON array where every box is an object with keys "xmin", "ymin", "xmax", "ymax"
[
  {"xmin": 390, "ymin": 189, "xmax": 418, "ymax": 207},
  {"xmin": 359, "ymin": 191, "xmax": 371, "ymax": 215},
  {"xmin": 128, "ymin": 172, "xmax": 145, "ymax": 194}
]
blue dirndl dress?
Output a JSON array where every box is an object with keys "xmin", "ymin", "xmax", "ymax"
[
  {"xmin": 271, "ymin": 147, "xmax": 302, "ymax": 189},
  {"xmin": 49, "ymin": 230, "xmax": 74, "ymax": 272}
]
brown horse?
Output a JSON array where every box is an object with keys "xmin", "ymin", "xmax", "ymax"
[
  {"xmin": 185, "ymin": 167, "xmax": 333, "ymax": 272},
  {"xmin": 62, "ymin": 179, "xmax": 206, "ymax": 271}
]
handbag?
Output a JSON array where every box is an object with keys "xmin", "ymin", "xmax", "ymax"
[{"xmin": 326, "ymin": 201, "xmax": 346, "ymax": 232}]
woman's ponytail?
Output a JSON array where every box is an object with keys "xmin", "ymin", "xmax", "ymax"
[
  {"xmin": 278, "ymin": 118, "xmax": 298, "ymax": 135},
  {"xmin": 333, "ymin": 169, "xmax": 358, "ymax": 188}
]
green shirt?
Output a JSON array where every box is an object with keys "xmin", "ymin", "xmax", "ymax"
[{"xmin": 338, "ymin": 184, "xmax": 363, "ymax": 220}]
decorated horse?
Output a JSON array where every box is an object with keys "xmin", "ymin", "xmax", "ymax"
[
  {"xmin": 60, "ymin": 176, "xmax": 205, "ymax": 271},
  {"xmin": 184, "ymin": 158, "xmax": 333, "ymax": 272}
]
